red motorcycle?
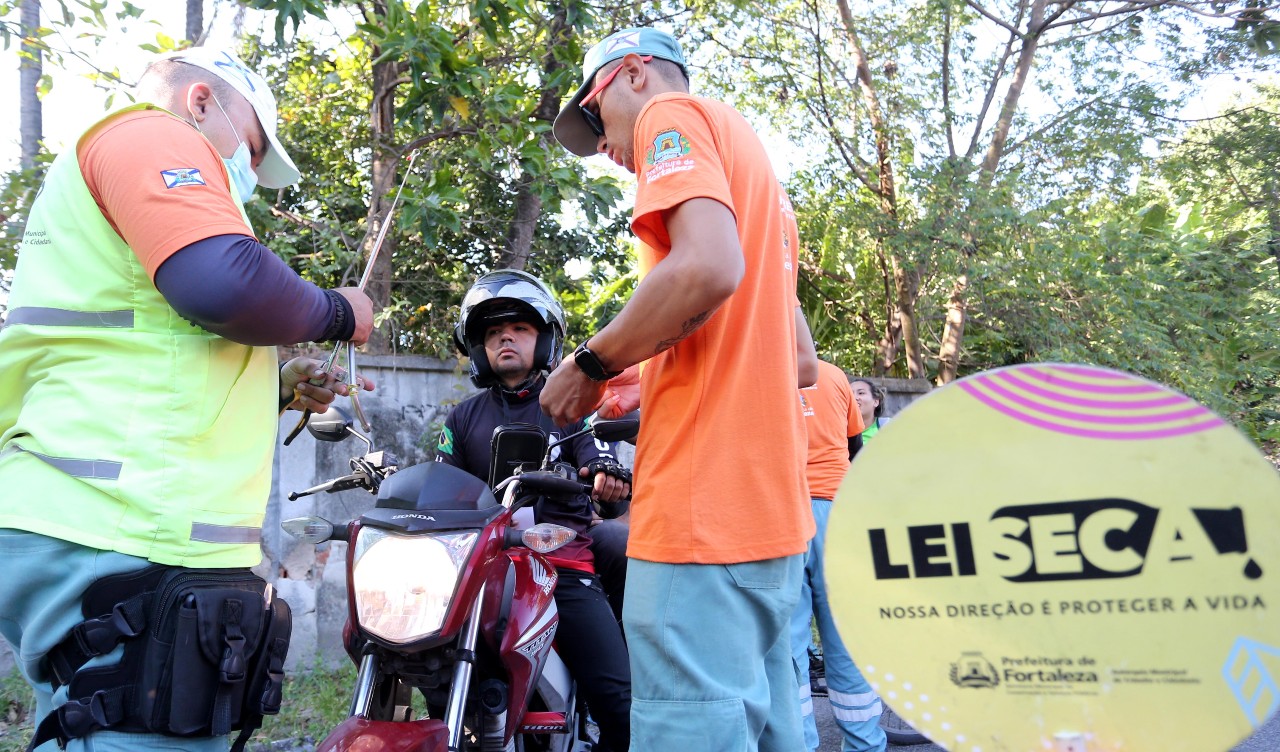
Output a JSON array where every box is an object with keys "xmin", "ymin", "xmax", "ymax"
[{"xmin": 283, "ymin": 406, "xmax": 637, "ymax": 752}]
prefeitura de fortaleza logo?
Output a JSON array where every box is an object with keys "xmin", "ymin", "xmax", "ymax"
[{"xmin": 950, "ymin": 652, "xmax": 999, "ymax": 688}]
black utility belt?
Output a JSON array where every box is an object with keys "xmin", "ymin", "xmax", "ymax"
[{"xmin": 32, "ymin": 565, "xmax": 291, "ymax": 752}]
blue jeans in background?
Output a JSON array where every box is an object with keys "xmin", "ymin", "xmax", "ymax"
[{"xmin": 790, "ymin": 499, "xmax": 886, "ymax": 752}]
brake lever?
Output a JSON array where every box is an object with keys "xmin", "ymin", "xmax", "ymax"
[{"xmin": 287, "ymin": 472, "xmax": 368, "ymax": 501}]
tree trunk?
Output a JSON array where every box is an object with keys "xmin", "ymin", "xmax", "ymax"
[
  {"xmin": 360, "ymin": 18, "xmax": 401, "ymax": 355},
  {"xmin": 501, "ymin": 4, "xmax": 571, "ymax": 270},
  {"xmin": 937, "ymin": 273, "xmax": 968, "ymax": 384},
  {"xmin": 873, "ymin": 245, "xmax": 899, "ymax": 376},
  {"xmin": 502, "ymin": 185, "xmax": 539, "ymax": 271},
  {"xmin": 185, "ymin": 0, "xmax": 204, "ymax": 44},
  {"xmin": 893, "ymin": 261, "xmax": 924, "ymax": 378},
  {"xmin": 953, "ymin": 2, "xmax": 1048, "ymax": 384},
  {"xmin": 979, "ymin": 0, "xmax": 1048, "ymax": 186},
  {"xmin": 19, "ymin": 0, "xmax": 42, "ymax": 171},
  {"xmin": 836, "ymin": 0, "xmax": 925, "ymax": 378}
]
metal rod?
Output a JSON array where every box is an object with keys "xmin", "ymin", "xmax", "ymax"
[
  {"xmin": 350, "ymin": 652, "xmax": 381, "ymax": 718},
  {"xmin": 357, "ymin": 149, "xmax": 419, "ymax": 292},
  {"xmin": 445, "ymin": 583, "xmax": 486, "ymax": 751},
  {"xmin": 347, "ymin": 340, "xmax": 371, "ymax": 432}
]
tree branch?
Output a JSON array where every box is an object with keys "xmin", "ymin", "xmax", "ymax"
[
  {"xmin": 965, "ymin": 1, "xmax": 1027, "ymax": 160},
  {"xmin": 401, "ymin": 126, "xmax": 476, "ymax": 154},
  {"xmin": 836, "ymin": 0, "xmax": 898, "ymax": 215},
  {"xmin": 798, "ymin": 17, "xmax": 879, "ymax": 192},
  {"xmin": 268, "ymin": 205, "xmax": 360, "ymax": 253}
]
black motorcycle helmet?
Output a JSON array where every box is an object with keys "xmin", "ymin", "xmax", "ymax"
[{"xmin": 453, "ymin": 269, "xmax": 567, "ymax": 388}]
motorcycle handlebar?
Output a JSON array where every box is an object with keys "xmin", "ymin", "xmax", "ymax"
[{"xmin": 512, "ymin": 470, "xmax": 591, "ymax": 498}]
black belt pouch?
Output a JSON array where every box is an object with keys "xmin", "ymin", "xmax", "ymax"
[
  {"xmin": 146, "ymin": 569, "xmax": 292, "ymax": 736},
  {"xmin": 37, "ymin": 567, "xmax": 291, "ymax": 752}
]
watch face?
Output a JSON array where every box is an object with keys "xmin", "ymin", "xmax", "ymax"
[{"xmin": 576, "ymin": 344, "xmax": 614, "ymax": 381}]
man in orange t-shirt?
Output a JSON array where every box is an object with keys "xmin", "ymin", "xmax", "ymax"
[
  {"xmin": 793, "ymin": 360, "xmax": 885, "ymax": 751},
  {"xmin": 543, "ymin": 26, "xmax": 814, "ymax": 752}
]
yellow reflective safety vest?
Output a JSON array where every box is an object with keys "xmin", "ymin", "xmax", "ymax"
[{"xmin": 0, "ymin": 105, "xmax": 277, "ymax": 568}]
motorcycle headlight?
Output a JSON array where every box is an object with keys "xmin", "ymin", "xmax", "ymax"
[{"xmin": 351, "ymin": 527, "xmax": 478, "ymax": 644}]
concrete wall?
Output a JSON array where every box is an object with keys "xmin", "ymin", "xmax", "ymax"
[
  {"xmin": 259, "ymin": 355, "xmax": 475, "ymax": 670},
  {"xmin": 856, "ymin": 376, "xmax": 934, "ymax": 420}
]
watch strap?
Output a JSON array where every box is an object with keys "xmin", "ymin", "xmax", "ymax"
[{"xmin": 573, "ymin": 342, "xmax": 621, "ymax": 382}]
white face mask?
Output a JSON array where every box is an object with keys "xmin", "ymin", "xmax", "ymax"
[{"xmin": 191, "ymin": 92, "xmax": 259, "ymax": 203}]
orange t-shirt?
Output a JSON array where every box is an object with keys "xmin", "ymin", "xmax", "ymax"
[
  {"xmin": 800, "ymin": 360, "xmax": 865, "ymax": 500},
  {"xmin": 626, "ymin": 93, "xmax": 813, "ymax": 564},
  {"xmin": 79, "ymin": 106, "xmax": 255, "ymax": 280}
]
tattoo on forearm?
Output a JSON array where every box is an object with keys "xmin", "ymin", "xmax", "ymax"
[{"xmin": 655, "ymin": 310, "xmax": 713, "ymax": 354}]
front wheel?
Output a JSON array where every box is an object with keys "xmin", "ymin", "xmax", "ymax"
[{"xmin": 879, "ymin": 702, "xmax": 928, "ymax": 746}]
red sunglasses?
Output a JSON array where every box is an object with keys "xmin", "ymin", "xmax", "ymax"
[{"xmin": 579, "ymin": 55, "xmax": 652, "ymax": 137}]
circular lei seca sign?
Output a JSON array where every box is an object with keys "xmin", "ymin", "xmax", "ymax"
[{"xmin": 826, "ymin": 364, "xmax": 1280, "ymax": 752}]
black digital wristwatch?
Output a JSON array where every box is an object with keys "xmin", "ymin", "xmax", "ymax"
[{"xmin": 573, "ymin": 342, "xmax": 622, "ymax": 382}]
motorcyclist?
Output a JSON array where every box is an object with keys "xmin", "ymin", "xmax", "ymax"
[{"xmin": 435, "ymin": 269, "xmax": 632, "ymax": 752}]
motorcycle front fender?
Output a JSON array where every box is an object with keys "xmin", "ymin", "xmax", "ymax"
[{"xmin": 318, "ymin": 716, "xmax": 450, "ymax": 752}]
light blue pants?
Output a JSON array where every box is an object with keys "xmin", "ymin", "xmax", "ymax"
[
  {"xmin": 0, "ymin": 528, "xmax": 230, "ymax": 752},
  {"xmin": 790, "ymin": 499, "xmax": 886, "ymax": 752},
  {"xmin": 624, "ymin": 555, "xmax": 806, "ymax": 752}
]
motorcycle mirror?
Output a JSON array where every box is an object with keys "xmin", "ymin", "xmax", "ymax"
[
  {"xmin": 306, "ymin": 405, "xmax": 355, "ymax": 442},
  {"xmin": 282, "ymin": 515, "xmax": 336, "ymax": 544},
  {"xmin": 591, "ymin": 414, "xmax": 640, "ymax": 444}
]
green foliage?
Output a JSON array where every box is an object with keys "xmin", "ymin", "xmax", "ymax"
[
  {"xmin": 244, "ymin": 0, "xmax": 329, "ymax": 45},
  {"xmin": 242, "ymin": 2, "xmax": 633, "ymax": 355},
  {"xmin": 248, "ymin": 662, "xmax": 354, "ymax": 746},
  {"xmin": 0, "ymin": 668, "xmax": 35, "ymax": 752},
  {"xmin": 4, "ymin": 0, "xmax": 1276, "ymax": 438},
  {"xmin": 0, "ymin": 663, "xmax": 356, "ymax": 752},
  {"xmin": 0, "ymin": 158, "xmax": 49, "ymax": 286},
  {"xmin": 0, "ymin": 0, "xmax": 149, "ymax": 92},
  {"xmin": 680, "ymin": 0, "xmax": 1279, "ymax": 437}
]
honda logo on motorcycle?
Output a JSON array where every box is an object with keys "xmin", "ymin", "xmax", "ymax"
[{"xmin": 529, "ymin": 557, "xmax": 555, "ymax": 595}]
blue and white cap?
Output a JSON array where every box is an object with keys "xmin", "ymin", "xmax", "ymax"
[
  {"xmin": 157, "ymin": 47, "xmax": 300, "ymax": 188},
  {"xmin": 553, "ymin": 27, "xmax": 688, "ymax": 157}
]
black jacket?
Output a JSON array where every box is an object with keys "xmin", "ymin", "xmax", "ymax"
[{"xmin": 435, "ymin": 376, "xmax": 618, "ymax": 565}]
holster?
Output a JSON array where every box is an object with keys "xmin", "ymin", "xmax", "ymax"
[{"xmin": 31, "ymin": 566, "xmax": 291, "ymax": 752}]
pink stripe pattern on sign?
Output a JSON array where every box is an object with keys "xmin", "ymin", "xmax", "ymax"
[{"xmin": 958, "ymin": 365, "xmax": 1225, "ymax": 440}]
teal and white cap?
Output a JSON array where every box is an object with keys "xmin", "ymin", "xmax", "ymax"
[
  {"xmin": 157, "ymin": 47, "xmax": 301, "ymax": 188},
  {"xmin": 553, "ymin": 27, "xmax": 688, "ymax": 157}
]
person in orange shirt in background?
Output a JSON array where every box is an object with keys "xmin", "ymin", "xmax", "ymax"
[
  {"xmin": 793, "ymin": 360, "xmax": 886, "ymax": 752},
  {"xmin": 541, "ymin": 25, "xmax": 815, "ymax": 752}
]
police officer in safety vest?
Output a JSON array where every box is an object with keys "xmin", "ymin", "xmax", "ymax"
[{"xmin": 0, "ymin": 47, "xmax": 373, "ymax": 752}]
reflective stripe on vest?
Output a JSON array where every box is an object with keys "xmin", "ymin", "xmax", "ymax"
[
  {"xmin": 190, "ymin": 522, "xmax": 262, "ymax": 545},
  {"xmin": 3, "ymin": 307, "xmax": 135, "ymax": 329},
  {"xmin": 8, "ymin": 446, "xmax": 122, "ymax": 480},
  {"xmin": 5, "ymin": 448, "xmax": 262, "ymax": 546}
]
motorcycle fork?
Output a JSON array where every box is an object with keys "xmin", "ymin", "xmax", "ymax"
[
  {"xmin": 350, "ymin": 652, "xmax": 381, "ymax": 717},
  {"xmin": 446, "ymin": 582, "xmax": 487, "ymax": 751}
]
